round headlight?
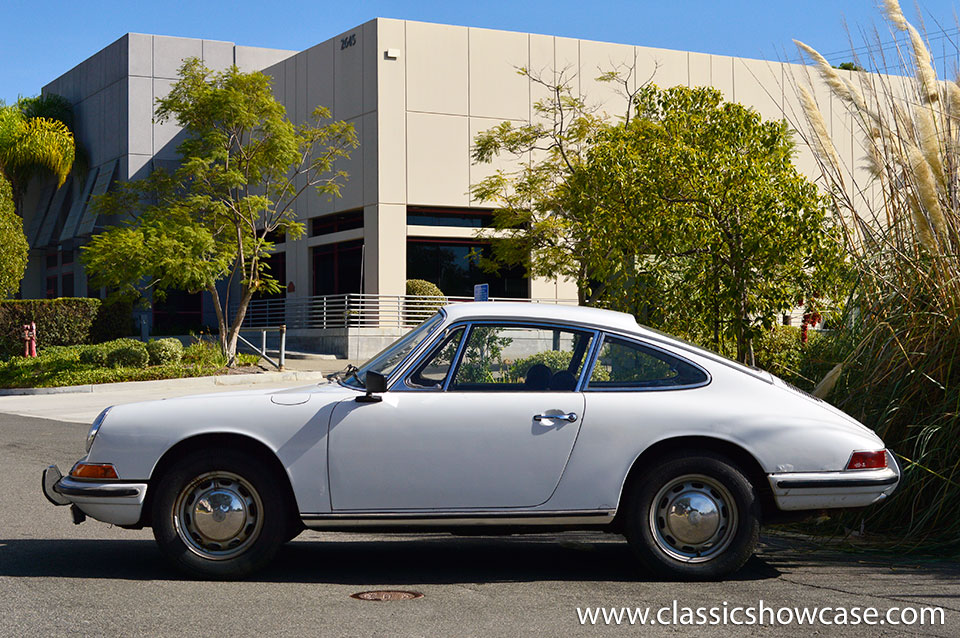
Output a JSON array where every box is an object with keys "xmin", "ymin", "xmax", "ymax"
[{"xmin": 86, "ymin": 407, "xmax": 112, "ymax": 452}]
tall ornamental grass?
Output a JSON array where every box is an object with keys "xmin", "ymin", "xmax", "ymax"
[{"xmin": 791, "ymin": 0, "xmax": 960, "ymax": 549}]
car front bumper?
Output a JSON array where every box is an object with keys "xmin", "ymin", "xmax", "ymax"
[
  {"xmin": 768, "ymin": 451, "xmax": 901, "ymax": 511},
  {"xmin": 42, "ymin": 465, "xmax": 147, "ymax": 526}
]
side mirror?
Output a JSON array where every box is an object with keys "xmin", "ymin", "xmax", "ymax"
[{"xmin": 357, "ymin": 371, "xmax": 386, "ymax": 403}]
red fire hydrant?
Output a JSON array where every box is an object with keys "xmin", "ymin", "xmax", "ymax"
[{"xmin": 23, "ymin": 322, "xmax": 37, "ymax": 357}]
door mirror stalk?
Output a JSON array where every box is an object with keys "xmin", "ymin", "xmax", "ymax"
[{"xmin": 357, "ymin": 371, "xmax": 386, "ymax": 403}]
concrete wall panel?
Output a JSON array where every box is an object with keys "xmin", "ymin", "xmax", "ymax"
[
  {"xmin": 710, "ymin": 54, "xmax": 735, "ymax": 102},
  {"xmin": 128, "ymin": 33, "xmax": 153, "ymax": 77},
  {"xmin": 688, "ymin": 51, "xmax": 711, "ymax": 89},
  {"xmin": 735, "ymin": 58, "xmax": 783, "ymax": 122},
  {"xmin": 579, "ymin": 39, "xmax": 635, "ymax": 119},
  {"xmin": 102, "ymin": 81, "xmax": 123, "ymax": 160},
  {"xmin": 469, "ymin": 28, "xmax": 529, "ymax": 120},
  {"xmin": 127, "ymin": 76, "xmax": 153, "ymax": 156},
  {"xmin": 202, "ymin": 39, "xmax": 234, "ymax": 71},
  {"xmin": 334, "ymin": 26, "xmax": 364, "ymax": 120},
  {"xmin": 362, "ymin": 111, "xmax": 378, "ymax": 206},
  {"xmin": 335, "ymin": 116, "xmax": 365, "ymax": 210},
  {"xmin": 153, "ymin": 36, "xmax": 202, "ymax": 79},
  {"xmin": 362, "ymin": 19, "xmax": 378, "ymax": 114},
  {"xmin": 406, "ymin": 112, "xmax": 469, "ymax": 206},
  {"xmin": 377, "ymin": 18, "xmax": 406, "ymax": 206},
  {"xmin": 637, "ymin": 46, "xmax": 688, "ymax": 88},
  {"xmin": 234, "ymin": 46, "xmax": 296, "ymax": 72},
  {"xmin": 469, "ymin": 117, "xmax": 527, "ymax": 205},
  {"xmin": 153, "ymin": 78, "xmax": 183, "ymax": 159},
  {"xmin": 406, "ymin": 21, "xmax": 468, "ymax": 115}
]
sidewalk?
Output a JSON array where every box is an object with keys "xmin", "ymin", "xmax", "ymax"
[{"xmin": 0, "ymin": 359, "xmax": 357, "ymax": 423}]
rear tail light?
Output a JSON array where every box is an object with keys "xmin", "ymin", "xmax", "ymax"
[
  {"xmin": 847, "ymin": 450, "xmax": 887, "ymax": 470},
  {"xmin": 70, "ymin": 462, "xmax": 119, "ymax": 479}
]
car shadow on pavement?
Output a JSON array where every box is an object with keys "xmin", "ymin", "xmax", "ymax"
[{"xmin": 0, "ymin": 533, "xmax": 781, "ymax": 583}]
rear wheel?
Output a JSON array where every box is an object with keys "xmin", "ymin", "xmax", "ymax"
[
  {"xmin": 624, "ymin": 452, "xmax": 759, "ymax": 580},
  {"xmin": 152, "ymin": 449, "xmax": 287, "ymax": 579}
]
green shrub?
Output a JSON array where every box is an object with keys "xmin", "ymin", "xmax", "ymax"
[
  {"xmin": 147, "ymin": 338, "xmax": 184, "ymax": 365},
  {"xmin": 78, "ymin": 343, "xmax": 109, "ymax": 365},
  {"xmin": 105, "ymin": 341, "xmax": 149, "ymax": 368},
  {"xmin": 406, "ymin": 279, "xmax": 444, "ymax": 297},
  {"xmin": 405, "ymin": 279, "xmax": 446, "ymax": 325},
  {"xmin": 509, "ymin": 350, "xmax": 574, "ymax": 380},
  {"xmin": 0, "ymin": 298, "xmax": 100, "ymax": 359},
  {"xmin": 89, "ymin": 298, "xmax": 135, "ymax": 343},
  {"xmin": 182, "ymin": 341, "xmax": 228, "ymax": 368}
]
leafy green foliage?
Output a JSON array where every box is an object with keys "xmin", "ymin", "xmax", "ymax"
[
  {"xmin": 83, "ymin": 58, "xmax": 356, "ymax": 363},
  {"xmin": 509, "ymin": 350, "xmax": 573, "ymax": 379},
  {"xmin": 0, "ymin": 298, "xmax": 100, "ymax": 358},
  {"xmin": 88, "ymin": 298, "xmax": 135, "ymax": 343},
  {"xmin": 146, "ymin": 338, "xmax": 184, "ymax": 365},
  {"xmin": 105, "ymin": 341, "xmax": 149, "ymax": 368},
  {"xmin": 0, "ymin": 100, "xmax": 75, "ymax": 211},
  {"xmin": 454, "ymin": 326, "xmax": 513, "ymax": 384},
  {"xmin": 0, "ymin": 338, "xmax": 259, "ymax": 388},
  {"xmin": 405, "ymin": 279, "xmax": 446, "ymax": 324},
  {"xmin": 473, "ymin": 79, "xmax": 846, "ymax": 364},
  {"xmin": 0, "ymin": 174, "xmax": 27, "ymax": 298}
]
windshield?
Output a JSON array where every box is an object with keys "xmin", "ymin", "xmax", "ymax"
[{"xmin": 341, "ymin": 313, "xmax": 445, "ymax": 389}]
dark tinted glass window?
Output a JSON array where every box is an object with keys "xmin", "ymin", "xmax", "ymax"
[
  {"xmin": 588, "ymin": 337, "xmax": 708, "ymax": 390},
  {"xmin": 312, "ymin": 240, "xmax": 362, "ymax": 296},
  {"xmin": 407, "ymin": 207, "xmax": 494, "ymax": 228},
  {"xmin": 406, "ymin": 239, "xmax": 526, "ymax": 298},
  {"xmin": 311, "ymin": 211, "xmax": 364, "ymax": 236}
]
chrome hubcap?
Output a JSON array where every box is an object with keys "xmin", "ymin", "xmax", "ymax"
[
  {"xmin": 174, "ymin": 471, "xmax": 263, "ymax": 560},
  {"xmin": 649, "ymin": 474, "xmax": 737, "ymax": 563}
]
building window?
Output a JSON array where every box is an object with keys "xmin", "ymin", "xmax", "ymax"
[
  {"xmin": 45, "ymin": 251, "xmax": 58, "ymax": 270},
  {"xmin": 310, "ymin": 210, "xmax": 364, "ymax": 237},
  {"xmin": 61, "ymin": 250, "xmax": 74, "ymax": 266},
  {"xmin": 406, "ymin": 239, "xmax": 527, "ymax": 298},
  {"xmin": 45, "ymin": 276, "xmax": 57, "ymax": 299},
  {"xmin": 61, "ymin": 274, "xmax": 75, "ymax": 297},
  {"xmin": 312, "ymin": 240, "xmax": 363, "ymax": 296},
  {"xmin": 406, "ymin": 206, "xmax": 496, "ymax": 228},
  {"xmin": 152, "ymin": 290, "xmax": 203, "ymax": 336}
]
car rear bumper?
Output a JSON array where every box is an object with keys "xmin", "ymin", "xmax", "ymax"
[
  {"xmin": 768, "ymin": 451, "xmax": 901, "ymax": 511},
  {"xmin": 43, "ymin": 465, "xmax": 147, "ymax": 526}
]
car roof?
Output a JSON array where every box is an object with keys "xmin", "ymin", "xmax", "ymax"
[{"xmin": 441, "ymin": 302, "xmax": 644, "ymax": 334}]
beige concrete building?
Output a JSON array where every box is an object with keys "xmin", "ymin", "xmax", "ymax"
[{"xmin": 21, "ymin": 18, "xmax": 857, "ymax": 352}]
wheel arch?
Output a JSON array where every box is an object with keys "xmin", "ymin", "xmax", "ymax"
[
  {"xmin": 138, "ymin": 432, "xmax": 300, "ymax": 530},
  {"xmin": 612, "ymin": 436, "xmax": 777, "ymax": 529}
]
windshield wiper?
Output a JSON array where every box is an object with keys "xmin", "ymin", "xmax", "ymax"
[{"xmin": 326, "ymin": 363, "xmax": 359, "ymax": 383}]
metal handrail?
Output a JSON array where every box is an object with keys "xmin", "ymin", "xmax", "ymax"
[
  {"xmin": 236, "ymin": 325, "xmax": 287, "ymax": 370},
  {"xmin": 232, "ymin": 294, "xmax": 578, "ymax": 330}
]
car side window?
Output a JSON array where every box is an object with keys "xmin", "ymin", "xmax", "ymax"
[
  {"xmin": 587, "ymin": 336, "xmax": 708, "ymax": 390},
  {"xmin": 450, "ymin": 324, "xmax": 594, "ymax": 392},
  {"xmin": 406, "ymin": 328, "xmax": 465, "ymax": 389}
]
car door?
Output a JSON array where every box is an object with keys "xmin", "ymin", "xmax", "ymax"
[{"xmin": 327, "ymin": 322, "xmax": 597, "ymax": 511}]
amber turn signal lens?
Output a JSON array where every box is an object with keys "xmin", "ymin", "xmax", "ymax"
[
  {"xmin": 846, "ymin": 451, "xmax": 887, "ymax": 470},
  {"xmin": 70, "ymin": 463, "xmax": 119, "ymax": 479}
]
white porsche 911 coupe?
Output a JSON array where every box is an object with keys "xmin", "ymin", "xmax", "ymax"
[{"xmin": 43, "ymin": 302, "xmax": 899, "ymax": 580}]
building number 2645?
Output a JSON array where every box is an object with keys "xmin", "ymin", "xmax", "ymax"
[{"xmin": 340, "ymin": 34, "xmax": 356, "ymax": 50}]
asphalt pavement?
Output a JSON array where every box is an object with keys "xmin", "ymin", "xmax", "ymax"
[{"xmin": 1, "ymin": 407, "xmax": 958, "ymax": 637}]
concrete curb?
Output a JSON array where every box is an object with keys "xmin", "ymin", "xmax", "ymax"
[{"xmin": 0, "ymin": 370, "xmax": 330, "ymax": 396}]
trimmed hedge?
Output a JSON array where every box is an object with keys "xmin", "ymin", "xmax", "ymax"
[
  {"xmin": 147, "ymin": 338, "xmax": 184, "ymax": 365},
  {"xmin": 89, "ymin": 298, "xmax": 135, "ymax": 343},
  {"xmin": 0, "ymin": 298, "xmax": 100, "ymax": 359},
  {"xmin": 106, "ymin": 341, "xmax": 149, "ymax": 368}
]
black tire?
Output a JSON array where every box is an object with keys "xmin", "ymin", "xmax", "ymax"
[
  {"xmin": 623, "ymin": 451, "xmax": 759, "ymax": 581},
  {"xmin": 151, "ymin": 449, "xmax": 288, "ymax": 579}
]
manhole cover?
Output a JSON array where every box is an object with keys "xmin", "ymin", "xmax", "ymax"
[{"xmin": 351, "ymin": 590, "xmax": 424, "ymax": 601}]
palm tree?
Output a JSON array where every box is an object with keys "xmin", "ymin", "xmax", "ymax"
[{"xmin": 0, "ymin": 96, "xmax": 76, "ymax": 216}]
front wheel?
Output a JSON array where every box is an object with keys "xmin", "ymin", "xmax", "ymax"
[
  {"xmin": 151, "ymin": 450, "xmax": 287, "ymax": 579},
  {"xmin": 624, "ymin": 452, "xmax": 759, "ymax": 580}
]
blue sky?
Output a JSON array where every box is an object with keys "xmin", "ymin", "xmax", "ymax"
[{"xmin": 2, "ymin": 1, "xmax": 958, "ymax": 103}]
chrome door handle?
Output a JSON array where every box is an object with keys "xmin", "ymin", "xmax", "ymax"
[{"xmin": 533, "ymin": 412, "xmax": 578, "ymax": 423}]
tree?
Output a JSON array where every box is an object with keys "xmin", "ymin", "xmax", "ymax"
[
  {"xmin": 470, "ymin": 67, "xmax": 617, "ymax": 304},
  {"xmin": 83, "ymin": 59, "xmax": 357, "ymax": 362},
  {"xmin": 570, "ymin": 86, "xmax": 845, "ymax": 362},
  {"xmin": 0, "ymin": 174, "xmax": 28, "ymax": 297},
  {"xmin": 474, "ymin": 80, "xmax": 845, "ymax": 363},
  {"xmin": 0, "ymin": 97, "xmax": 75, "ymax": 215}
]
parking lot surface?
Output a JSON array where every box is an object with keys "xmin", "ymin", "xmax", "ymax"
[{"xmin": 1, "ymin": 410, "xmax": 957, "ymax": 637}]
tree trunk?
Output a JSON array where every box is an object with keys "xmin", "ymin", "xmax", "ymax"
[
  {"xmin": 206, "ymin": 284, "xmax": 230, "ymax": 356},
  {"xmin": 223, "ymin": 286, "xmax": 256, "ymax": 366}
]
